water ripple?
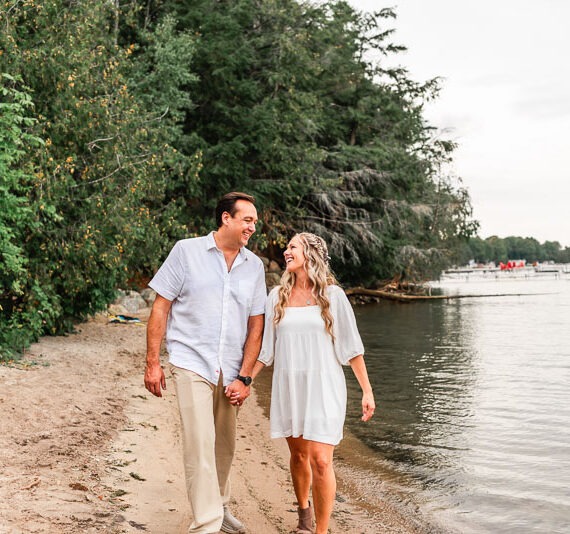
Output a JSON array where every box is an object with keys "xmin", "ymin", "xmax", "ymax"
[{"xmin": 345, "ymin": 279, "xmax": 570, "ymax": 533}]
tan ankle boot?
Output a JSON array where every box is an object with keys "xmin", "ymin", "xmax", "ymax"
[{"xmin": 296, "ymin": 502, "xmax": 314, "ymax": 533}]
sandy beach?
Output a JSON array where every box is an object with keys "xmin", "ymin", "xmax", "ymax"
[{"xmin": 0, "ymin": 310, "xmax": 440, "ymax": 534}]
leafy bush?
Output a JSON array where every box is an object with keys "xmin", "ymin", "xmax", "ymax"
[{"xmin": 0, "ymin": 2, "xmax": 200, "ymax": 359}]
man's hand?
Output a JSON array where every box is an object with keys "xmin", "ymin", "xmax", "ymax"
[
  {"xmin": 144, "ymin": 363, "xmax": 166, "ymax": 397},
  {"xmin": 225, "ymin": 379, "xmax": 250, "ymax": 406},
  {"xmin": 144, "ymin": 295, "xmax": 171, "ymax": 398}
]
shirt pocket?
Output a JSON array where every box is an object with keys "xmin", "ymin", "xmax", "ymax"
[{"xmin": 237, "ymin": 280, "xmax": 254, "ymax": 310}]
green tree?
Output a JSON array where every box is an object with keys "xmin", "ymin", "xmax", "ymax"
[
  {"xmin": 124, "ymin": 14, "xmax": 203, "ymax": 240},
  {"xmin": 558, "ymin": 246, "xmax": 570, "ymax": 263},
  {"xmin": 0, "ymin": 0, "xmax": 200, "ymax": 352},
  {"xmin": 154, "ymin": 0, "xmax": 477, "ymax": 283},
  {"xmin": 543, "ymin": 240, "xmax": 562, "ymax": 262},
  {"xmin": 0, "ymin": 75, "xmax": 37, "ymax": 300},
  {"xmin": 484, "ymin": 236, "xmax": 507, "ymax": 263},
  {"xmin": 458, "ymin": 235, "xmax": 569, "ymax": 265},
  {"xmin": 0, "ymin": 0, "xmax": 481, "ymax": 357},
  {"xmin": 0, "ymin": 74, "xmax": 55, "ymax": 357}
]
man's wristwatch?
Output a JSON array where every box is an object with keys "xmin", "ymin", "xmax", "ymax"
[{"xmin": 237, "ymin": 374, "xmax": 252, "ymax": 386}]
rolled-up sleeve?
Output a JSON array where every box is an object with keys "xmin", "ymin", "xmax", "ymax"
[
  {"xmin": 258, "ymin": 287, "xmax": 279, "ymax": 366},
  {"xmin": 330, "ymin": 286, "xmax": 365, "ymax": 365},
  {"xmin": 251, "ymin": 262, "xmax": 268, "ymax": 316},
  {"xmin": 148, "ymin": 241, "xmax": 186, "ymax": 301}
]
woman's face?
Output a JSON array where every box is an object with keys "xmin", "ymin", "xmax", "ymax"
[{"xmin": 283, "ymin": 236, "xmax": 306, "ymax": 274}]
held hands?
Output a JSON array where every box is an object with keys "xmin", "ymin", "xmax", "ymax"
[
  {"xmin": 225, "ymin": 379, "xmax": 250, "ymax": 407},
  {"xmin": 144, "ymin": 363, "xmax": 166, "ymax": 397},
  {"xmin": 361, "ymin": 391, "xmax": 375, "ymax": 422}
]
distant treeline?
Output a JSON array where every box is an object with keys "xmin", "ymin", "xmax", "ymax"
[
  {"xmin": 457, "ymin": 236, "xmax": 570, "ymax": 265},
  {"xmin": 1, "ymin": 0, "xmax": 477, "ymax": 357}
]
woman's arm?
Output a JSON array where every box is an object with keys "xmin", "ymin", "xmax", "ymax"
[
  {"xmin": 349, "ymin": 355, "xmax": 375, "ymax": 421},
  {"xmin": 252, "ymin": 360, "xmax": 266, "ymax": 379}
]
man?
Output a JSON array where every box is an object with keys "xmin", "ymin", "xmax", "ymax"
[{"xmin": 144, "ymin": 192, "xmax": 266, "ymax": 534}]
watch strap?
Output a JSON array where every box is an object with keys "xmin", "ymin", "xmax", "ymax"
[{"xmin": 237, "ymin": 374, "xmax": 252, "ymax": 386}]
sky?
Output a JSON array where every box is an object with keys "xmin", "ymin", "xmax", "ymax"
[{"xmin": 348, "ymin": 0, "xmax": 570, "ymax": 246}]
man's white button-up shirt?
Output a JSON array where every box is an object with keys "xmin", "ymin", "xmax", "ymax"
[{"xmin": 149, "ymin": 232, "xmax": 267, "ymax": 386}]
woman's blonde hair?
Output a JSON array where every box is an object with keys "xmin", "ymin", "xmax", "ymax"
[{"xmin": 274, "ymin": 232, "xmax": 338, "ymax": 340}]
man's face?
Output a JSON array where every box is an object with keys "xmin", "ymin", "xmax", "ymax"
[{"xmin": 224, "ymin": 200, "xmax": 258, "ymax": 247}]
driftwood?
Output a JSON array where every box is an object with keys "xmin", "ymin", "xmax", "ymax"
[{"xmin": 345, "ymin": 287, "xmax": 544, "ymax": 303}]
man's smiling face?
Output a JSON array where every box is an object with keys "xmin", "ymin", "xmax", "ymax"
[{"xmin": 224, "ymin": 199, "xmax": 258, "ymax": 247}]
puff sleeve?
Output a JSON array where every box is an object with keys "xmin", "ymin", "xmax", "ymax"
[
  {"xmin": 329, "ymin": 285, "xmax": 365, "ymax": 365},
  {"xmin": 257, "ymin": 287, "xmax": 280, "ymax": 366}
]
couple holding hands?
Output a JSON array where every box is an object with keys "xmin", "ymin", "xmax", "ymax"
[{"xmin": 144, "ymin": 192, "xmax": 375, "ymax": 534}]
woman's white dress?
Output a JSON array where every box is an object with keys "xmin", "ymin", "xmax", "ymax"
[{"xmin": 258, "ymin": 285, "xmax": 364, "ymax": 445}]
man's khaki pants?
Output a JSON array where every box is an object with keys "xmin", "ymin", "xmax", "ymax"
[{"xmin": 171, "ymin": 366, "xmax": 237, "ymax": 534}]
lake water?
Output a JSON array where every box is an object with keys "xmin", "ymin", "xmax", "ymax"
[{"xmin": 343, "ymin": 276, "xmax": 570, "ymax": 533}]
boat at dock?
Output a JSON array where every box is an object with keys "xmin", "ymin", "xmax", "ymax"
[{"xmin": 441, "ymin": 263, "xmax": 570, "ymax": 280}]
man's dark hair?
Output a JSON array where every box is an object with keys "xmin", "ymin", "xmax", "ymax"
[{"xmin": 215, "ymin": 192, "xmax": 256, "ymax": 228}]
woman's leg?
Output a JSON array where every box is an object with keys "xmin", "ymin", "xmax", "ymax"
[
  {"xmin": 308, "ymin": 441, "xmax": 335, "ymax": 534},
  {"xmin": 286, "ymin": 436, "xmax": 312, "ymax": 508}
]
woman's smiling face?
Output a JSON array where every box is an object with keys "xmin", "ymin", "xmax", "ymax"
[{"xmin": 283, "ymin": 235, "xmax": 306, "ymax": 274}]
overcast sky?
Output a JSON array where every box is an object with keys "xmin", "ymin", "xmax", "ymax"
[{"xmin": 348, "ymin": 0, "xmax": 570, "ymax": 246}]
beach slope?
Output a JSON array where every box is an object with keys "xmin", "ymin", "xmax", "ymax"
[{"xmin": 0, "ymin": 312, "xmax": 433, "ymax": 533}]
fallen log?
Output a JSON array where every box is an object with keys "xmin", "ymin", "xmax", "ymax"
[{"xmin": 345, "ymin": 287, "xmax": 547, "ymax": 302}]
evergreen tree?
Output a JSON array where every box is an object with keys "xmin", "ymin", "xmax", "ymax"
[{"xmin": 154, "ymin": 0, "xmax": 477, "ymax": 283}]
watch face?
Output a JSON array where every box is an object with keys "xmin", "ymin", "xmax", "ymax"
[{"xmin": 239, "ymin": 375, "xmax": 252, "ymax": 386}]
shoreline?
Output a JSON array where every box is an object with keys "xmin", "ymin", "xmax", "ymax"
[
  {"xmin": 0, "ymin": 311, "xmax": 445, "ymax": 533},
  {"xmin": 253, "ymin": 368, "xmax": 446, "ymax": 534}
]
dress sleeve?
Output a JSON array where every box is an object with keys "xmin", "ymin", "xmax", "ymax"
[
  {"xmin": 330, "ymin": 286, "xmax": 365, "ymax": 365},
  {"xmin": 257, "ymin": 287, "xmax": 279, "ymax": 366}
]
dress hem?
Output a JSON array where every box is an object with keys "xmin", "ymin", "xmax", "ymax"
[{"xmin": 270, "ymin": 431, "xmax": 342, "ymax": 446}]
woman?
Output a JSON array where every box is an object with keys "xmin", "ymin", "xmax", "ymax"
[{"xmin": 252, "ymin": 232, "xmax": 375, "ymax": 534}]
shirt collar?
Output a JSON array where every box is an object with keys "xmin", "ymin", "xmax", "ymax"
[
  {"xmin": 206, "ymin": 231, "xmax": 218, "ymax": 251},
  {"xmin": 206, "ymin": 231, "xmax": 247, "ymax": 259}
]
